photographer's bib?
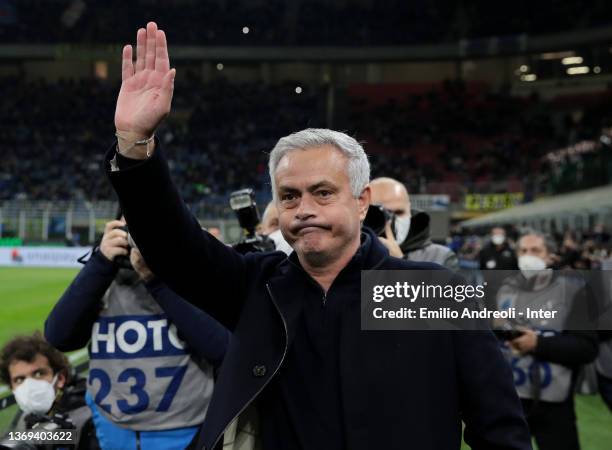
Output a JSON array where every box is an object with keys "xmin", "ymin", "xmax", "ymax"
[
  {"xmin": 87, "ymin": 280, "xmax": 214, "ymax": 430},
  {"xmin": 496, "ymin": 275, "xmax": 582, "ymax": 402}
]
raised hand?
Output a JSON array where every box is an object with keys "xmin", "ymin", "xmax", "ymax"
[{"xmin": 114, "ymin": 21, "xmax": 176, "ymax": 158}]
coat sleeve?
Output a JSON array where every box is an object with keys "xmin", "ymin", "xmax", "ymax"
[
  {"xmin": 145, "ymin": 277, "xmax": 231, "ymax": 368},
  {"xmin": 44, "ymin": 251, "xmax": 115, "ymax": 351},
  {"xmin": 454, "ymin": 331, "xmax": 533, "ymax": 450},
  {"xmin": 533, "ymin": 281, "xmax": 599, "ymax": 366},
  {"xmin": 105, "ymin": 142, "xmax": 249, "ymax": 330},
  {"xmin": 534, "ymin": 331, "xmax": 598, "ymax": 366}
]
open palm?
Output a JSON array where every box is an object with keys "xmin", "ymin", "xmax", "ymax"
[{"xmin": 115, "ymin": 22, "xmax": 176, "ymax": 139}]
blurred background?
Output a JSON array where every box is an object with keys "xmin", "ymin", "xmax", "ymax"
[{"xmin": 1, "ymin": 0, "xmax": 612, "ymax": 447}]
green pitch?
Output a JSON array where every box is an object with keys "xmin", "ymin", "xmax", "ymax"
[
  {"xmin": 0, "ymin": 267, "xmax": 611, "ymax": 446},
  {"xmin": 0, "ymin": 267, "xmax": 79, "ymax": 346}
]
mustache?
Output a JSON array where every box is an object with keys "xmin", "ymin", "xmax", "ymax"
[{"xmin": 290, "ymin": 222, "xmax": 332, "ymax": 234}]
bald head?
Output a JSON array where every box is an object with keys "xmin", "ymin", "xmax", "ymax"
[
  {"xmin": 261, "ymin": 202, "xmax": 280, "ymax": 235},
  {"xmin": 369, "ymin": 177, "xmax": 411, "ymax": 217}
]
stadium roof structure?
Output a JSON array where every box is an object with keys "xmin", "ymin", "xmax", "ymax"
[{"xmin": 461, "ymin": 184, "xmax": 612, "ymax": 228}]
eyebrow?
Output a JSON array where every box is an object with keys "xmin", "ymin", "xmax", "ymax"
[
  {"xmin": 308, "ymin": 181, "xmax": 337, "ymax": 192},
  {"xmin": 278, "ymin": 181, "xmax": 338, "ymax": 193},
  {"xmin": 12, "ymin": 367, "xmax": 48, "ymax": 382}
]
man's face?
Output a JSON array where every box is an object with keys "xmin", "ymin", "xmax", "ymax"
[
  {"xmin": 491, "ymin": 227, "xmax": 505, "ymax": 238},
  {"xmin": 8, "ymin": 354, "xmax": 65, "ymax": 392},
  {"xmin": 260, "ymin": 203, "xmax": 280, "ymax": 235},
  {"xmin": 274, "ymin": 145, "xmax": 369, "ymax": 266},
  {"xmin": 518, "ymin": 235, "xmax": 549, "ymax": 262},
  {"xmin": 369, "ymin": 181, "xmax": 410, "ymax": 218}
]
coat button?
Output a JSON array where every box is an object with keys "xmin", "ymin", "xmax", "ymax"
[{"xmin": 253, "ymin": 365, "xmax": 267, "ymax": 377}]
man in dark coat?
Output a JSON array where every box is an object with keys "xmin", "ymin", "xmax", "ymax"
[{"xmin": 104, "ymin": 21, "xmax": 532, "ymax": 450}]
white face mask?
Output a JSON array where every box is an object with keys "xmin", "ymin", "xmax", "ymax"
[
  {"xmin": 268, "ymin": 229, "xmax": 293, "ymax": 255},
  {"xmin": 393, "ymin": 215, "xmax": 411, "ymax": 244},
  {"xmin": 518, "ymin": 254, "xmax": 547, "ymax": 279},
  {"xmin": 491, "ymin": 234, "xmax": 505, "ymax": 246},
  {"xmin": 13, "ymin": 374, "xmax": 58, "ymax": 415}
]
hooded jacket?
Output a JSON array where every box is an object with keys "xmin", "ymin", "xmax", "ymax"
[{"xmin": 400, "ymin": 210, "xmax": 459, "ymax": 270}]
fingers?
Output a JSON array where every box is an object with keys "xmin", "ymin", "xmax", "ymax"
[
  {"xmin": 121, "ymin": 45, "xmax": 134, "ymax": 81},
  {"xmin": 106, "ymin": 236, "xmax": 129, "ymax": 248},
  {"xmin": 145, "ymin": 21, "xmax": 157, "ymax": 71},
  {"xmin": 384, "ymin": 221, "xmax": 394, "ymax": 240},
  {"xmin": 135, "ymin": 27, "xmax": 146, "ymax": 72},
  {"xmin": 134, "ymin": 22, "xmax": 169, "ymax": 74},
  {"xmin": 155, "ymin": 30, "xmax": 170, "ymax": 73},
  {"xmin": 106, "ymin": 228, "xmax": 129, "ymax": 240},
  {"xmin": 107, "ymin": 246, "xmax": 129, "ymax": 259},
  {"xmin": 99, "ymin": 237, "xmax": 129, "ymax": 261},
  {"xmin": 162, "ymin": 68, "xmax": 176, "ymax": 98},
  {"xmin": 104, "ymin": 220, "xmax": 126, "ymax": 234}
]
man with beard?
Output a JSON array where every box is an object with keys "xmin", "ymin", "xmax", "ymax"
[
  {"xmin": 369, "ymin": 177, "xmax": 458, "ymax": 270},
  {"xmin": 45, "ymin": 218, "xmax": 229, "ymax": 450},
  {"xmin": 104, "ymin": 22, "xmax": 531, "ymax": 450}
]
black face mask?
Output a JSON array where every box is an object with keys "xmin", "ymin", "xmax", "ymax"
[{"xmin": 115, "ymin": 268, "xmax": 141, "ymax": 286}]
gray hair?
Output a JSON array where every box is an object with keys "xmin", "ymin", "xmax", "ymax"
[
  {"xmin": 519, "ymin": 229, "xmax": 557, "ymax": 254},
  {"xmin": 268, "ymin": 128, "xmax": 370, "ymax": 200}
]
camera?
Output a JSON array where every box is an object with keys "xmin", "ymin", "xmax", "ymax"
[
  {"xmin": 229, "ymin": 189, "xmax": 276, "ymax": 254},
  {"xmin": 363, "ymin": 204, "xmax": 394, "ymax": 236},
  {"xmin": 114, "ymin": 225, "xmax": 136, "ymax": 270},
  {"xmin": 492, "ymin": 319, "xmax": 526, "ymax": 341}
]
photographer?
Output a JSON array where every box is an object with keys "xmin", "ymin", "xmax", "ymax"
[
  {"xmin": 0, "ymin": 332, "xmax": 99, "ymax": 449},
  {"xmin": 44, "ymin": 219, "xmax": 230, "ymax": 450},
  {"xmin": 260, "ymin": 201, "xmax": 292, "ymax": 255},
  {"xmin": 369, "ymin": 177, "xmax": 458, "ymax": 269},
  {"xmin": 495, "ymin": 231, "xmax": 598, "ymax": 450}
]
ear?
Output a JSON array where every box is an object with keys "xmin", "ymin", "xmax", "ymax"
[
  {"xmin": 357, "ymin": 185, "xmax": 371, "ymax": 221},
  {"xmin": 56, "ymin": 372, "xmax": 66, "ymax": 391}
]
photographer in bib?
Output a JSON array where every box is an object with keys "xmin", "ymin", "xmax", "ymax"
[
  {"xmin": 495, "ymin": 230, "xmax": 599, "ymax": 450},
  {"xmin": 44, "ymin": 218, "xmax": 230, "ymax": 450}
]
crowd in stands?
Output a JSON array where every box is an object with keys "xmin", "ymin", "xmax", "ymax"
[
  {"xmin": 1, "ymin": 0, "xmax": 612, "ymax": 46},
  {"xmin": 0, "ymin": 74, "xmax": 323, "ymax": 206},
  {"xmin": 452, "ymin": 223, "xmax": 612, "ymax": 271},
  {"xmin": 2, "ymin": 75, "xmax": 612, "ymax": 207},
  {"xmin": 349, "ymin": 79, "xmax": 612, "ymax": 200}
]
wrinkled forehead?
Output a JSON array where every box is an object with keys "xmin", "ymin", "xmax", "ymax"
[
  {"xmin": 9, "ymin": 353, "xmax": 51, "ymax": 377},
  {"xmin": 518, "ymin": 235, "xmax": 547, "ymax": 252},
  {"xmin": 274, "ymin": 145, "xmax": 350, "ymax": 189}
]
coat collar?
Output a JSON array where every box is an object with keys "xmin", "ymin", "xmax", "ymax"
[{"xmin": 266, "ymin": 228, "xmax": 389, "ymax": 328}]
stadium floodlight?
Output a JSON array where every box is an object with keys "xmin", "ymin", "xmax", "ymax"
[
  {"xmin": 520, "ymin": 74, "xmax": 537, "ymax": 82},
  {"xmin": 594, "ymin": 66, "xmax": 602, "ymax": 74},
  {"xmin": 567, "ymin": 66, "xmax": 590, "ymax": 75},
  {"xmin": 562, "ymin": 56, "xmax": 584, "ymax": 65},
  {"xmin": 519, "ymin": 65, "xmax": 529, "ymax": 72},
  {"xmin": 242, "ymin": 26, "xmax": 250, "ymax": 34}
]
